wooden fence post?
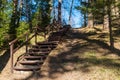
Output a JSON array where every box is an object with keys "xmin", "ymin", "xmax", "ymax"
[
  {"xmin": 26, "ymin": 33, "xmax": 28, "ymax": 53},
  {"xmin": 35, "ymin": 29, "xmax": 37, "ymax": 44},
  {"xmin": 10, "ymin": 44, "xmax": 14, "ymax": 73}
]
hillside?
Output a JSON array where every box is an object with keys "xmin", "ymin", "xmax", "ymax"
[{"xmin": 0, "ymin": 26, "xmax": 120, "ymax": 80}]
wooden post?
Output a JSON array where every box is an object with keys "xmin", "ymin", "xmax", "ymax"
[
  {"xmin": 35, "ymin": 29, "xmax": 37, "ymax": 44},
  {"xmin": 10, "ymin": 44, "xmax": 14, "ymax": 73},
  {"xmin": 26, "ymin": 33, "xmax": 28, "ymax": 53}
]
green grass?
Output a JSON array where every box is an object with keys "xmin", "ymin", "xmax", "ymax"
[
  {"xmin": 75, "ymin": 49, "xmax": 120, "ymax": 80},
  {"xmin": 29, "ymin": 34, "xmax": 45, "ymax": 45}
]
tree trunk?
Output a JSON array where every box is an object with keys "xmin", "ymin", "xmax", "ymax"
[
  {"xmin": 9, "ymin": 0, "xmax": 19, "ymax": 41},
  {"xmin": 103, "ymin": 0, "xmax": 109, "ymax": 30},
  {"xmin": 87, "ymin": 0, "xmax": 93, "ymax": 28},
  {"xmin": 84, "ymin": 14, "xmax": 87, "ymax": 27},
  {"xmin": 103, "ymin": 14, "xmax": 109, "ymax": 30},
  {"xmin": 28, "ymin": 7, "xmax": 32, "ymax": 32},
  {"xmin": 0, "ymin": 0, "xmax": 2, "ymax": 8},
  {"xmin": 87, "ymin": 13, "xmax": 93, "ymax": 28},
  {"xmin": 107, "ymin": 0, "xmax": 114, "ymax": 49},
  {"xmin": 58, "ymin": 0, "xmax": 62, "ymax": 25},
  {"xmin": 68, "ymin": 0, "xmax": 74, "ymax": 25},
  {"xmin": 26, "ymin": 0, "xmax": 32, "ymax": 32}
]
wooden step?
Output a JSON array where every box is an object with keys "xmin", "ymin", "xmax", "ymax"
[
  {"xmin": 48, "ymin": 36, "xmax": 61, "ymax": 41},
  {"xmin": 24, "ymin": 56, "xmax": 42, "ymax": 59},
  {"xmin": 29, "ymin": 48, "xmax": 51, "ymax": 52},
  {"xmin": 37, "ymin": 44, "xmax": 57, "ymax": 47},
  {"xmin": 37, "ymin": 43, "xmax": 57, "ymax": 46},
  {"xmin": 19, "ymin": 60, "xmax": 43, "ymax": 65},
  {"xmin": 24, "ymin": 56, "xmax": 46, "ymax": 60},
  {"xmin": 32, "ymin": 45, "xmax": 51, "ymax": 49},
  {"xmin": 27, "ymin": 51, "xmax": 50, "ymax": 55},
  {"xmin": 37, "ymin": 41, "xmax": 59, "ymax": 45},
  {"xmin": 13, "ymin": 66, "xmax": 40, "ymax": 71},
  {"xmin": 32, "ymin": 45, "xmax": 57, "ymax": 49}
]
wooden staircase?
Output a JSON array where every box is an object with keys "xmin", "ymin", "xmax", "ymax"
[
  {"xmin": 13, "ymin": 41, "xmax": 58, "ymax": 72},
  {"xmin": 9, "ymin": 25, "xmax": 71, "ymax": 74}
]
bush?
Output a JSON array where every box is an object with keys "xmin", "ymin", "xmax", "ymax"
[
  {"xmin": 16, "ymin": 22, "xmax": 29, "ymax": 43},
  {"xmin": 0, "ymin": 25, "xmax": 9, "ymax": 48}
]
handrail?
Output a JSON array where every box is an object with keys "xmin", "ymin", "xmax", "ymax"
[
  {"xmin": 9, "ymin": 32, "xmax": 28, "ymax": 45},
  {"xmin": 12, "ymin": 34, "xmax": 35, "ymax": 54},
  {"xmin": 9, "ymin": 30, "xmax": 37, "ymax": 73}
]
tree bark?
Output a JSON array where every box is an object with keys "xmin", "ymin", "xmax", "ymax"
[
  {"xmin": 68, "ymin": 0, "xmax": 74, "ymax": 25},
  {"xmin": 84, "ymin": 13, "xmax": 87, "ymax": 27},
  {"xmin": 87, "ymin": 0, "xmax": 93, "ymax": 28},
  {"xmin": 9, "ymin": 0, "xmax": 19, "ymax": 41},
  {"xmin": 107, "ymin": 0, "xmax": 114, "ymax": 49},
  {"xmin": 103, "ymin": 14, "xmax": 109, "ymax": 30},
  {"xmin": 87, "ymin": 13, "xmax": 93, "ymax": 28},
  {"xmin": 26, "ymin": 0, "xmax": 32, "ymax": 32},
  {"xmin": 58, "ymin": 0, "xmax": 62, "ymax": 24}
]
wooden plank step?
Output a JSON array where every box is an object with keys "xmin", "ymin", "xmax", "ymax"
[
  {"xmin": 28, "ymin": 54, "xmax": 48, "ymax": 56},
  {"xmin": 31, "ymin": 45, "xmax": 56, "ymax": 49},
  {"xmin": 30, "ymin": 48, "xmax": 51, "ymax": 51},
  {"xmin": 24, "ymin": 56, "xmax": 43, "ymax": 59},
  {"xmin": 13, "ymin": 66, "xmax": 40, "ymax": 71},
  {"xmin": 37, "ymin": 43, "xmax": 57, "ymax": 46},
  {"xmin": 24, "ymin": 56, "xmax": 46, "ymax": 60},
  {"xmin": 19, "ymin": 60, "xmax": 43, "ymax": 65},
  {"xmin": 29, "ymin": 48, "xmax": 51, "ymax": 52},
  {"xmin": 37, "ymin": 41, "xmax": 59, "ymax": 45},
  {"xmin": 36, "ymin": 44, "xmax": 57, "ymax": 47},
  {"xmin": 24, "ymin": 56, "xmax": 47, "ymax": 61},
  {"xmin": 27, "ymin": 51, "xmax": 50, "ymax": 55}
]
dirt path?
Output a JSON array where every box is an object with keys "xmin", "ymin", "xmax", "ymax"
[{"xmin": 0, "ymin": 29, "xmax": 120, "ymax": 80}]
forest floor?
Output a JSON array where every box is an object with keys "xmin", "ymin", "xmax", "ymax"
[{"xmin": 0, "ymin": 26, "xmax": 120, "ymax": 80}]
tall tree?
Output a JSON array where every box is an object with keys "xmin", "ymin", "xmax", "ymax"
[
  {"xmin": 87, "ymin": 0, "xmax": 93, "ymax": 28},
  {"xmin": 82, "ymin": 1, "xmax": 87, "ymax": 27},
  {"xmin": 103, "ymin": 0, "xmax": 109, "ymax": 30},
  {"xmin": 35, "ymin": 0, "xmax": 52, "ymax": 39},
  {"xmin": 9, "ymin": 0, "xmax": 20, "ymax": 41},
  {"xmin": 76, "ymin": 0, "xmax": 88, "ymax": 27},
  {"xmin": 26, "ymin": 0, "xmax": 33, "ymax": 32},
  {"xmin": 68, "ymin": 0, "xmax": 74, "ymax": 24},
  {"xmin": 107, "ymin": 0, "xmax": 114, "ymax": 48},
  {"xmin": 58, "ymin": 0, "xmax": 62, "ymax": 25},
  {"xmin": 53, "ymin": 0, "xmax": 56, "ymax": 19}
]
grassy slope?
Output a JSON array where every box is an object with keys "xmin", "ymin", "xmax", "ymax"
[
  {"xmin": 39, "ymin": 26, "xmax": 120, "ymax": 80},
  {"xmin": 0, "ymin": 34, "xmax": 45, "ymax": 79},
  {"xmin": 0, "ymin": 26, "xmax": 120, "ymax": 80}
]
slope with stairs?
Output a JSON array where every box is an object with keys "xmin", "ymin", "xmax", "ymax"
[
  {"xmin": 13, "ymin": 41, "xmax": 58, "ymax": 72},
  {"xmin": 10, "ymin": 25, "xmax": 71, "ymax": 78}
]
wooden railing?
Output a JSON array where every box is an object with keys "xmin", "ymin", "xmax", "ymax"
[{"xmin": 9, "ymin": 30, "xmax": 38, "ymax": 73}]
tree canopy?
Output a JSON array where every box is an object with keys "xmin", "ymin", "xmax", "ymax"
[{"xmin": 0, "ymin": 0, "xmax": 120, "ymax": 49}]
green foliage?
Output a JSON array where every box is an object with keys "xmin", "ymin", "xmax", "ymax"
[
  {"xmin": 76, "ymin": 6, "xmax": 88, "ymax": 14},
  {"xmin": 0, "ymin": 26, "xmax": 9, "ymax": 48},
  {"xmin": 0, "ymin": 0, "xmax": 12, "ymax": 48},
  {"xmin": 117, "ymin": 1, "xmax": 120, "ymax": 9},
  {"xmin": 32, "ymin": 11, "xmax": 40, "ymax": 27},
  {"xmin": 16, "ymin": 22, "xmax": 29, "ymax": 38},
  {"xmin": 39, "ymin": 0, "xmax": 51, "ymax": 27}
]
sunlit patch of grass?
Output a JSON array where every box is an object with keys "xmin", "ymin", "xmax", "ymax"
[
  {"xmin": 74, "ymin": 48, "xmax": 120, "ymax": 79},
  {"xmin": 88, "ymin": 67, "xmax": 120, "ymax": 80},
  {"xmin": 65, "ymin": 28, "xmax": 120, "ymax": 79},
  {"xmin": 76, "ymin": 59, "xmax": 120, "ymax": 79},
  {"xmin": 0, "ymin": 50, "xmax": 6, "ymax": 56},
  {"xmin": 83, "ymin": 50, "xmax": 97, "ymax": 57},
  {"xmin": 29, "ymin": 34, "xmax": 45, "ymax": 45}
]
